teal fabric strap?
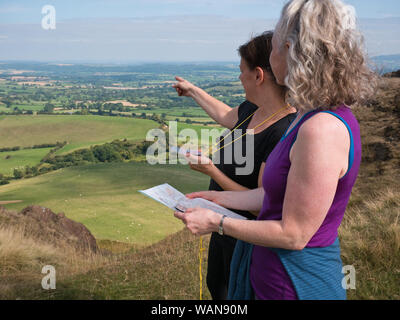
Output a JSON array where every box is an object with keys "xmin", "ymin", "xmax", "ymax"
[
  {"xmin": 227, "ymin": 240, "xmax": 254, "ymax": 300},
  {"xmin": 228, "ymin": 238, "xmax": 346, "ymax": 300},
  {"xmin": 270, "ymin": 237, "xmax": 347, "ymax": 300}
]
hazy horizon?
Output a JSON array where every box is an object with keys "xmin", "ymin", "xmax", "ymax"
[
  {"xmin": 1, "ymin": 54, "xmax": 399, "ymax": 66},
  {"xmin": 0, "ymin": 1, "xmax": 399, "ymax": 62}
]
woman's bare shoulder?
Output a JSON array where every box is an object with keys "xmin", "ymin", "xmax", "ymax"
[{"xmin": 298, "ymin": 112, "xmax": 348, "ymax": 141}]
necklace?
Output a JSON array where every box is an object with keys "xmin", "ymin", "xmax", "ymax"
[{"xmin": 213, "ymin": 103, "xmax": 293, "ymax": 154}]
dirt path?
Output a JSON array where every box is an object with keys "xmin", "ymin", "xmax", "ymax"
[{"xmin": 0, "ymin": 200, "xmax": 22, "ymax": 204}]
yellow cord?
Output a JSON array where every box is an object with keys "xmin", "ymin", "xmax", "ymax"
[
  {"xmin": 197, "ymin": 103, "xmax": 293, "ymax": 300},
  {"xmin": 213, "ymin": 103, "xmax": 291, "ymax": 154},
  {"xmin": 199, "ymin": 236, "xmax": 205, "ymax": 300}
]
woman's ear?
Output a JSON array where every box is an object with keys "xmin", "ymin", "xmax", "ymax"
[{"xmin": 255, "ymin": 67, "xmax": 264, "ymax": 85}]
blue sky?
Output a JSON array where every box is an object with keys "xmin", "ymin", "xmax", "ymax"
[{"xmin": 0, "ymin": 0, "xmax": 399, "ymax": 62}]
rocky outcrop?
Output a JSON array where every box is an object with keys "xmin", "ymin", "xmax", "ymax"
[
  {"xmin": 0, "ymin": 205, "xmax": 98, "ymax": 252},
  {"xmin": 384, "ymin": 70, "xmax": 400, "ymax": 78},
  {"xmin": 362, "ymin": 142, "xmax": 393, "ymax": 163}
]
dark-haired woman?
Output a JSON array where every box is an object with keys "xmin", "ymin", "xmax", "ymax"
[{"xmin": 173, "ymin": 32, "xmax": 296, "ymax": 300}]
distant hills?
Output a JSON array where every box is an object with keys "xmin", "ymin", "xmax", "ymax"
[
  {"xmin": 371, "ymin": 54, "xmax": 400, "ymax": 74},
  {"xmin": 1, "ymin": 55, "xmax": 400, "ymax": 76}
]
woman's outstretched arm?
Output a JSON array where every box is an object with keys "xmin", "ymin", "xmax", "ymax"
[{"xmin": 173, "ymin": 76, "xmax": 239, "ymax": 129}]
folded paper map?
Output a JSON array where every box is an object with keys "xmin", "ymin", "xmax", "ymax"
[{"xmin": 139, "ymin": 183, "xmax": 247, "ymax": 220}]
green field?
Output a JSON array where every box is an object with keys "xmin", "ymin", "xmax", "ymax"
[
  {"xmin": 0, "ymin": 115, "xmax": 159, "ymax": 155},
  {"xmin": 0, "ymin": 104, "xmax": 45, "ymax": 113},
  {"xmin": 0, "ymin": 162, "xmax": 210, "ymax": 246},
  {"xmin": 132, "ymin": 106, "xmax": 210, "ymax": 118},
  {"xmin": 0, "ymin": 147, "xmax": 53, "ymax": 175},
  {"xmin": 176, "ymin": 122, "xmax": 224, "ymax": 147}
]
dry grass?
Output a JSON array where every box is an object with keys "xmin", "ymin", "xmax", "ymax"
[
  {"xmin": 0, "ymin": 218, "xmax": 211, "ymax": 299},
  {"xmin": 0, "ymin": 223, "xmax": 113, "ymax": 299},
  {"xmin": 0, "ymin": 183, "xmax": 398, "ymax": 300},
  {"xmin": 340, "ymin": 187, "xmax": 400, "ymax": 299},
  {"xmin": 0, "ymin": 226, "xmax": 62, "ymax": 275},
  {"xmin": 58, "ymin": 230, "xmax": 212, "ymax": 300}
]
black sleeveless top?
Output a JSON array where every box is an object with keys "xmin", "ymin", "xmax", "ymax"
[{"xmin": 208, "ymin": 100, "xmax": 296, "ymax": 219}]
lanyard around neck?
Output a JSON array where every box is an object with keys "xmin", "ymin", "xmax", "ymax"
[{"xmin": 212, "ymin": 103, "xmax": 292, "ymax": 154}]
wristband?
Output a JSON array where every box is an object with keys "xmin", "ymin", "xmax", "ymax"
[{"xmin": 218, "ymin": 215, "xmax": 227, "ymax": 236}]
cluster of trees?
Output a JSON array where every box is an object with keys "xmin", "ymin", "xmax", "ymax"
[
  {"xmin": 0, "ymin": 142, "xmax": 66, "ymax": 153},
  {"xmin": 4, "ymin": 139, "xmax": 152, "ymax": 182},
  {"xmin": 0, "ymin": 173, "xmax": 10, "ymax": 185},
  {"xmin": 13, "ymin": 167, "xmax": 38, "ymax": 180},
  {"xmin": 0, "ymin": 146, "xmax": 20, "ymax": 152},
  {"xmin": 3, "ymin": 142, "xmax": 67, "ymax": 181},
  {"xmin": 42, "ymin": 139, "xmax": 152, "ymax": 171}
]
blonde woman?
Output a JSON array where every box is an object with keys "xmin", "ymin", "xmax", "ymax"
[{"xmin": 174, "ymin": 0, "xmax": 376, "ymax": 300}]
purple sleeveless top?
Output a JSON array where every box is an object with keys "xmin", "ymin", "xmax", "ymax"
[{"xmin": 250, "ymin": 105, "xmax": 362, "ymax": 300}]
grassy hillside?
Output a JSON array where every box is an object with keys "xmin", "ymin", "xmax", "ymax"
[
  {"xmin": 338, "ymin": 77, "xmax": 400, "ymax": 299},
  {"xmin": 0, "ymin": 147, "xmax": 53, "ymax": 175},
  {"xmin": 0, "ymin": 162, "xmax": 210, "ymax": 245},
  {"xmin": 0, "ymin": 115, "xmax": 159, "ymax": 154},
  {"xmin": 340, "ymin": 187, "xmax": 400, "ymax": 299},
  {"xmin": 0, "ymin": 224, "xmax": 211, "ymax": 300},
  {"xmin": 0, "ymin": 77, "xmax": 399, "ymax": 300},
  {"xmin": 1, "ymin": 184, "xmax": 398, "ymax": 300}
]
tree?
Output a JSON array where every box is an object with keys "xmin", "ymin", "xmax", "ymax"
[
  {"xmin": 25, "ymin": 166, "xmax": 33, "ymax": 176},
  {"xmin": 92, "ymin": 145, "xmax": 122, "ymax": 162},
  {"xmin": 43, "ymin": 103, "xmax": 55, "ymax": 113},
  {"xmin": 13, "ymin": 168, "xmax": 24, "ymax": 179}
]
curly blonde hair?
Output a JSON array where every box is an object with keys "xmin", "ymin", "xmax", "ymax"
[{"xmin": 275, "ymin": 0, "xmax": 378, "ymax": 112}]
